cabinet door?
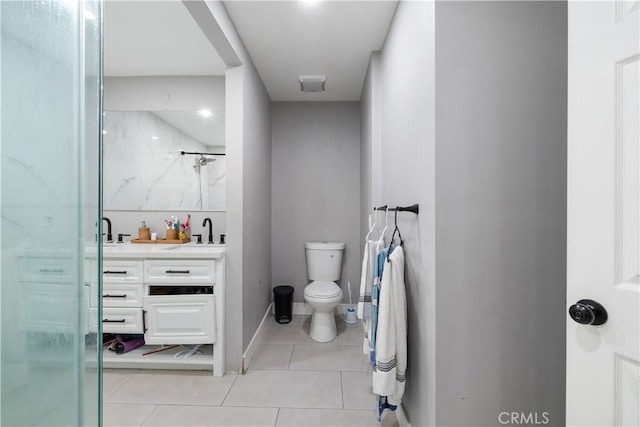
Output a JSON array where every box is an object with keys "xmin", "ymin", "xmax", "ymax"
[{"xmin": 143, "ymin": 295, "xmax": 216, "ymax": 345}]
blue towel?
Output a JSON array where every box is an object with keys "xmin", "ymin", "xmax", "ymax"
[{"xmin": 369, "ymin": 245, "xmax": 393, "ymax": 367}]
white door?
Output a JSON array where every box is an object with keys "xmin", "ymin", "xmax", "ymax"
[{"xmin": 567, "ymin": 1, "xmax": 640, "ymax": 426}]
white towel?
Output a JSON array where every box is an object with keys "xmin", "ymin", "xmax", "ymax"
[
  {"xmin": 357, "ymin": 240, "xmax": 373, "ymax": 320},
  {"xmin": 372, "ymin": 246, "xmax": 407, "ymax": 406}
]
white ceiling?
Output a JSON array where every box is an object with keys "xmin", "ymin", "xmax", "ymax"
[
  {"xmin": 104, "ymin": 1, "xmax": 397, "ymax": 100},
  {"xmin": 223, "ymin": 0, "xmax": 398, "ymax": 101},
  {"xmin": 104, "ymin": 1, "xmax": 227, "ymax": 77}
]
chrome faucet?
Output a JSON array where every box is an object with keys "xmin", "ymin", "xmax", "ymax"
[
  {"xmin": 202, "ymin": 218, "xmax": 214, "ymax": 244},
  {"xmin": 102, "ymin": 217, "xmax": 113, "ymax": 242}
]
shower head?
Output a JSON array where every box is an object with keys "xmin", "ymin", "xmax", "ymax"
[
  {"xmin": 198, "ymin": 155, "xmax": 215, "ymax": 166},
  {"xmin": 194, "ymin": 155, "xmax": 216, "ymax": 171}
]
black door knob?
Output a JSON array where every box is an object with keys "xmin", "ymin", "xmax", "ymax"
[{"xmin": 569, "ymin": 299, "xmax": 608, "ymax": 325}]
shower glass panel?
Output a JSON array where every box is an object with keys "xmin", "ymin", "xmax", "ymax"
[{"xmin": 0, "ymin": 1, "xmax": 102, "ymax": 425}]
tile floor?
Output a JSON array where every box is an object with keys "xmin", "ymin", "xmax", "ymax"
[{"xmin": 103, "ymin": 315, "xmax": 399, "ymax": 427}]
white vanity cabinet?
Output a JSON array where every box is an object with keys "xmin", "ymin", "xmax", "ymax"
[
  {"xmin": 143, "ymin": 260, "xmax": 217, "ymax": 345},
  {"xmin": 99, "ymin": 260, "xmax": 145, "ymax": 334},
  {"xmin": 91, "ymin": 246, "xmax": 225, "ymax": 376}
]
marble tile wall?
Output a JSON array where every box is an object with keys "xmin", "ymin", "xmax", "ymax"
[{"xmin": 103, "ymin": 111, "xmax": 225, "ymax": 211}]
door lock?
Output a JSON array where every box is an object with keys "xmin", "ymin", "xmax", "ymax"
[{"xmin": 569, "ymin": 299, "xmax": 608, "ymax": 326}]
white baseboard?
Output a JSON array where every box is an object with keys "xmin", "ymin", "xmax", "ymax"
[
  {"xmin": 272, "ymin": 302, "xmax": 355, "ymax": 316},
  {"xmin": 241, "ymin": 302, "xmax": 272, "ymax": 374},
  {"xmin": 396, "ymin": 404, "xmax": 411, "ymax": 427}
]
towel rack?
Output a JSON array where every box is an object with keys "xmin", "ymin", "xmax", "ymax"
[{"xmin": 373, "ymin": 204, "xmax": 419, "ymax": 215}]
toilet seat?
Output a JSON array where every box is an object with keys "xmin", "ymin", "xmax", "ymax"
[{"xmin": 304, "ymin": 281, "xmax": 342, "ymax": 299}]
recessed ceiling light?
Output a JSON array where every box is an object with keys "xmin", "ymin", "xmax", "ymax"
[
  {"xmin": 102, "ymin": 130, "xmax": 107, "ymax": 134},
  {"xmin": 151, "ymin": 136, "xmax": 159, "ymax": 140},
  {"xmin": 301, "ymin": 0, "xmax": 322, "ymax": 7},
  {"xmin": 198, "ymin": 109, "xmax": 213, "ymax": 118}
]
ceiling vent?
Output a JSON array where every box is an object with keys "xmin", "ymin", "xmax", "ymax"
[{"xmin": 298, "ymin": 75, "xmax": 326, "ymax": 92}]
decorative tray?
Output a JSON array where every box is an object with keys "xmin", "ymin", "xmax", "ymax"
[{"xmin": 131, "ymin": 238, "xmax": 191, "ymax": 244}]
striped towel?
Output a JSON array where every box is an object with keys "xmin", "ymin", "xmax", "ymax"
[{"xmin": 373, "ymin": 246, "xmax": 407, "ymax": 407}]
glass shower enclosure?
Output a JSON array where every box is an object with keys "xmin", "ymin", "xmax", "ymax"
[{"xmin": 0, "ymin": 0, "xmax": 102, "ymax": 425}]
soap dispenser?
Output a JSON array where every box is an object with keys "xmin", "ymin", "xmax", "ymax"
[{"xmin": 138, "ymin": 221, "xmax": 151, "ymax": 241}]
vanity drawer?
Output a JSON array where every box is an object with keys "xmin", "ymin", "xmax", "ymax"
[
  {"xmin": 90, "ymin": 307, "xmax": 143, "ymax": 334},
  {"xmin": 101, "ymin": 284, "xmax": 143, "ymax": 308},
  {"xmin": 102, "ymin": 260, "xmax": 144, "ymax": 283},
  {"xmin": 18, "ymin": 256, "xmax": 74, "ymax": 284},
  {"xmin": 145, "ymin": 260, "xmax": 215, "ymax": 284}
]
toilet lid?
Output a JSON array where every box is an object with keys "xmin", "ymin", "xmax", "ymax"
[{"xmin": 305, "ymin": 281, "xmax": 342, "ymax": 299}]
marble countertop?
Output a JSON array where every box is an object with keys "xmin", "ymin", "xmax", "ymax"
[{"xmin": 85, "ymin": 242, "xmax": 226, "ymax": 259}]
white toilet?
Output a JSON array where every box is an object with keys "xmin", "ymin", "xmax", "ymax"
[{"xmin": 304, "ymin": 242, "xmax": 345, "ymax": 342}]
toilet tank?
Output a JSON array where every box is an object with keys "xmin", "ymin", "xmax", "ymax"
[{"xmin": 305, "ymin": 242, "xmax": 346, "ymax": 281}]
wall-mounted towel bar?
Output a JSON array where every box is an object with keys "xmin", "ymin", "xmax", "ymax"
[{"xmin": 374, "ymin": 204, "xmax": 419, "ymax": 214}]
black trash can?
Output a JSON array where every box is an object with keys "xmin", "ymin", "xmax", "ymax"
[{"xmin": 273, "ymin": 285, "xmax": 294, "ymax": 324}]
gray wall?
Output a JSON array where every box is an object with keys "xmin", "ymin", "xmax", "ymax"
[
  {"xmin": 361, "ymin": 1, "xmax": 567, "ymax": 426},
  {"xmin": 272, "ymin": 102, "xmax": 361, "ymax": 303},
  {"xmin": 359, "ymin": 53, "xmax": 376, "ymax": 246},
  {"xmin": 361, "ymin": 1, "xmax": 437, "ymax": 425},
  {"xmin": 434, "ymin": 2, "xmax": 567, "ymax": 426},
  {"xmin": 240, "ymin": 68, "xmax": 272, "ymax": 351},
  {"xmin": 192, "ymin": 1, "xmax": 272, "ymax": 371}
]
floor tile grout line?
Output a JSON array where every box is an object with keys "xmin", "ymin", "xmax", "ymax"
[
  {"xmin": 182, "ymin": 404, "xmax": 379, "ymax": 412},
  {"xmin": 102, "ymin": 402, "xmax": 156, "ymax": 407},
  {"xmin": 110, "ymin": 401, "xmax": 272, "ymax": 408},
  {"xmin": 226, "ymin": 367, "xmax": 351, "ymax": 375},
  {"xmin": 197, "ymin": 404, "xmax": 346, "ymax": 410},
  {"xmin": 137, "ymin": 403, "xmax": 159, "ymax": 427},
  {"xmin": 287, "ymin": 344, "xmax": 295, "ymax": 370},
  {"xmin": 103, "ymin": 370, "xmax": 139, "ymax": 401},
  {"xmin": 273, "ymin": 407, "xmax": 280, "ymax": 427},
  {"xmin": 340, "ymin": 371, "xmax": 345, "ymax": 410},
  {"xmin": 220, "ymin": 373, "xmax": 240, "ymax": 407}
]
